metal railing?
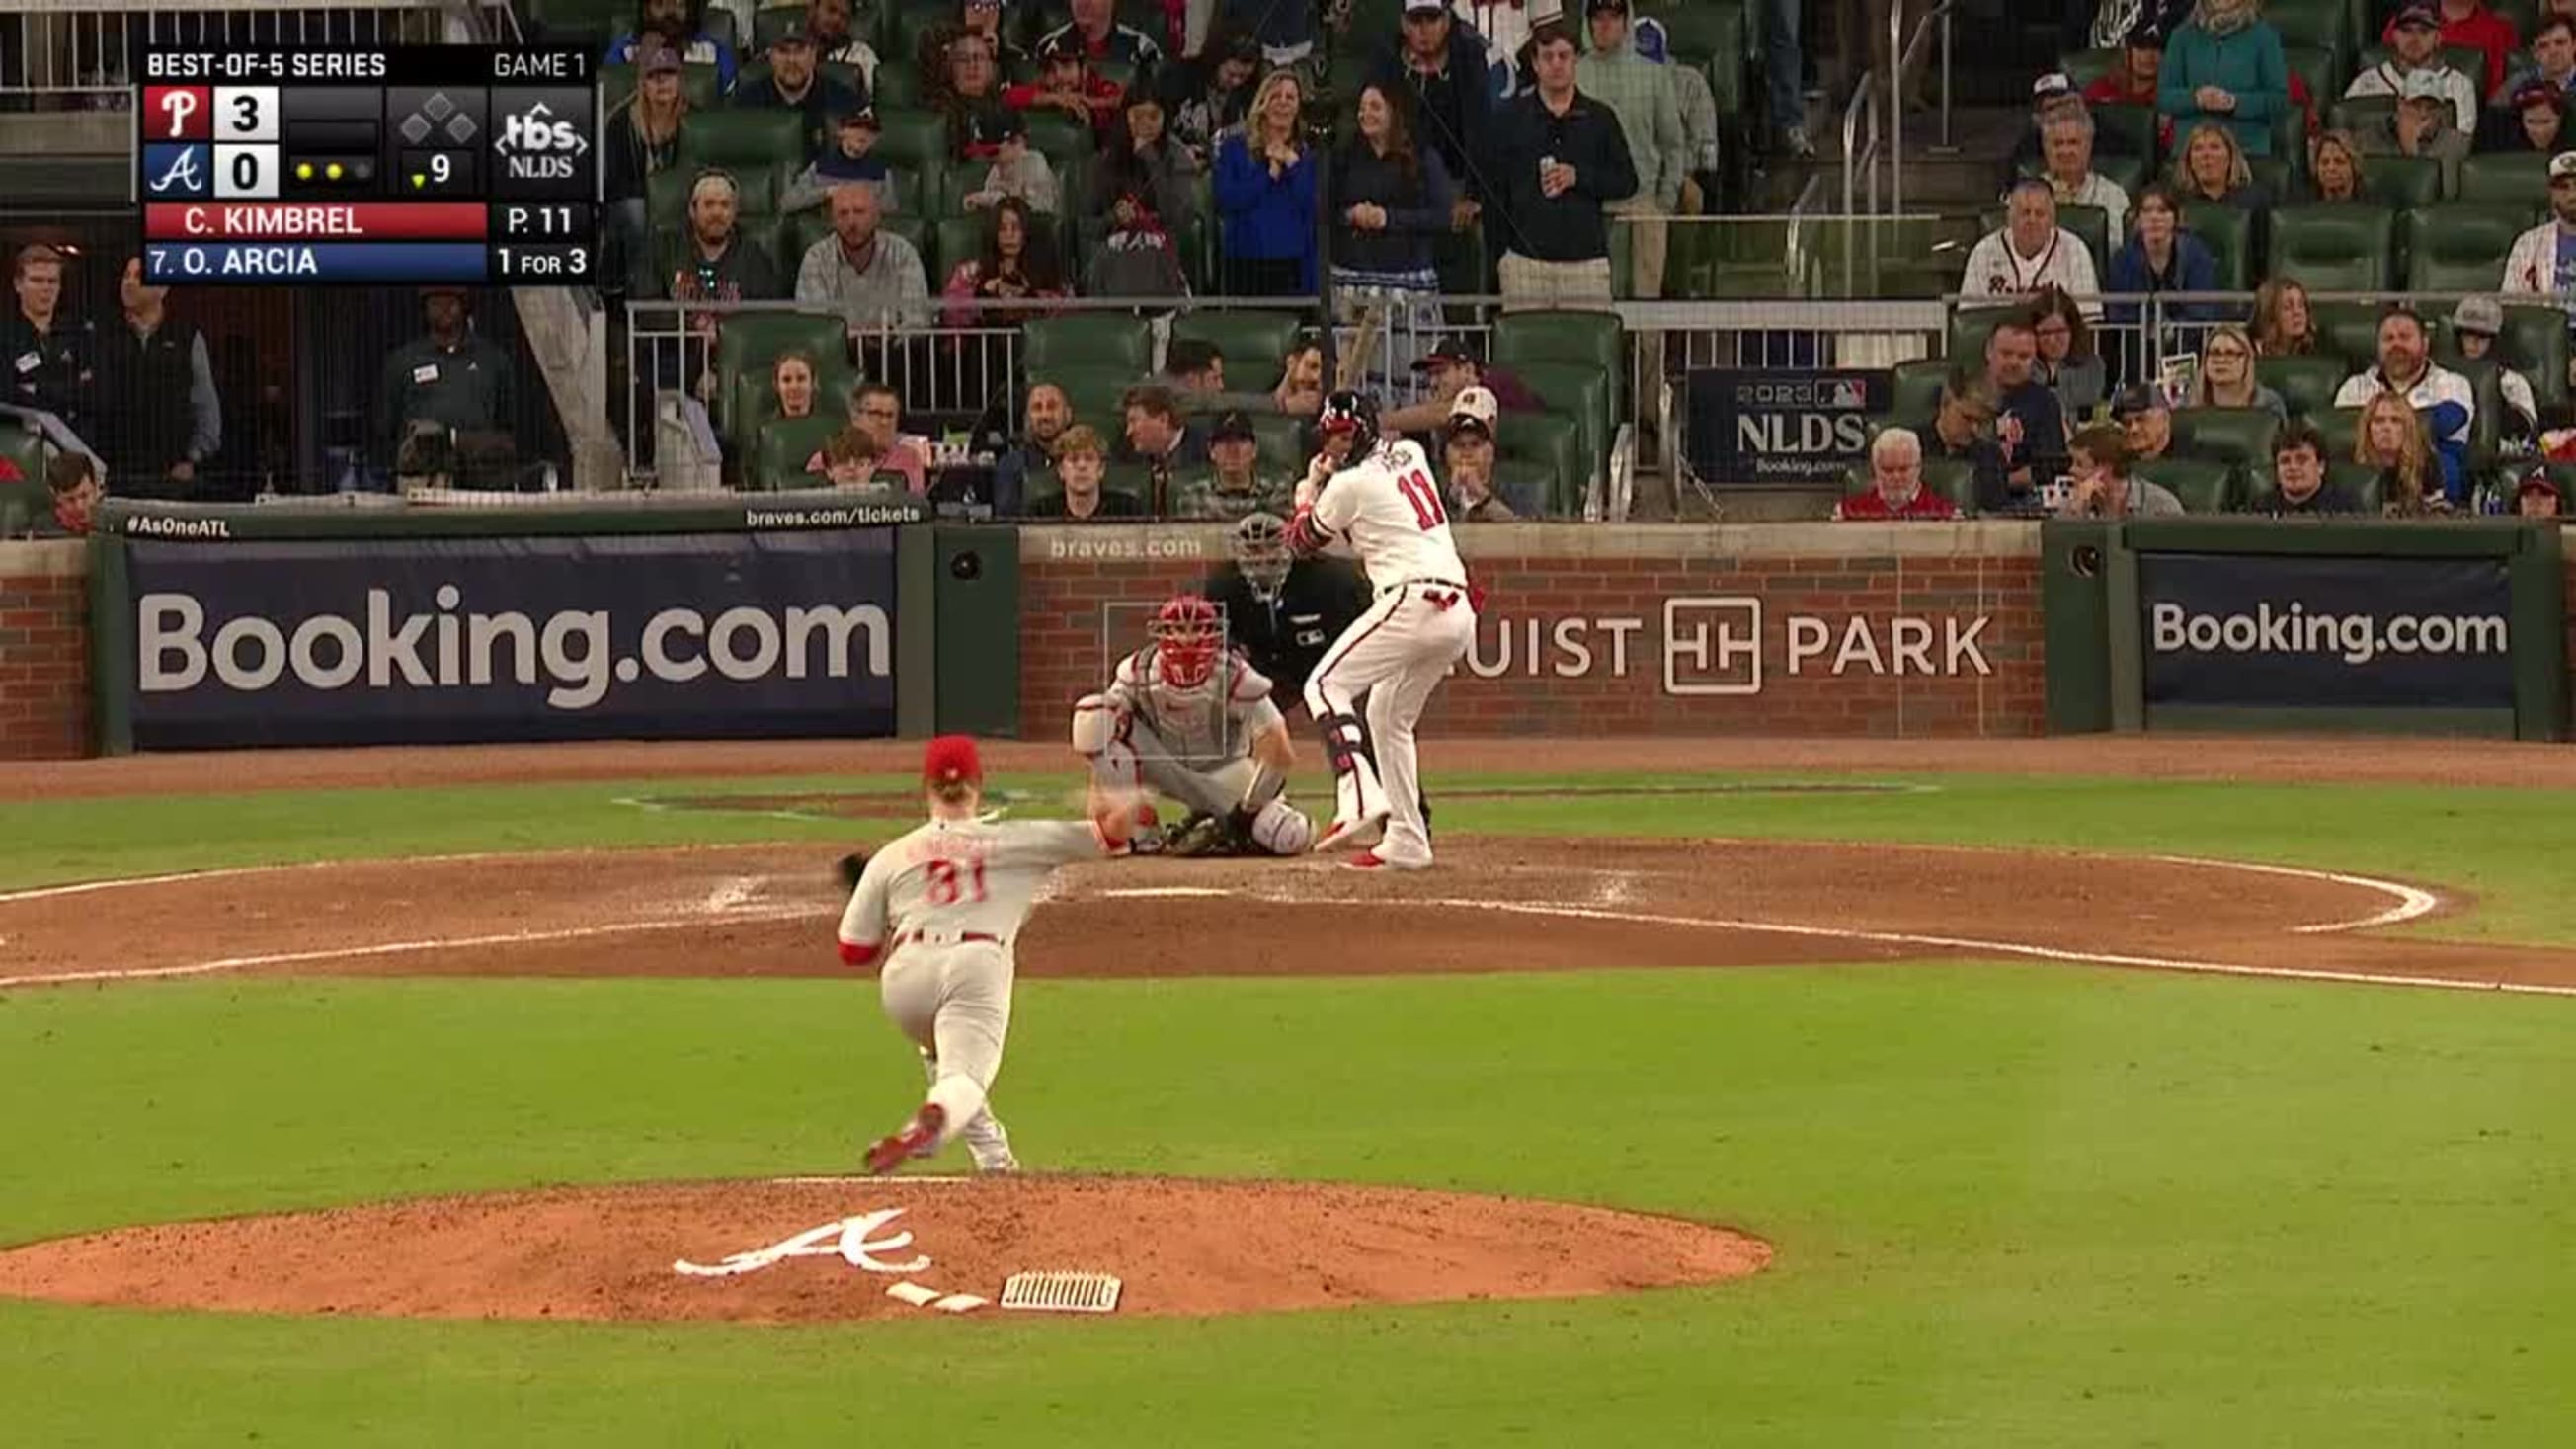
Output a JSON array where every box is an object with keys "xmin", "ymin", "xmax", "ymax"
[{"xmin": 1890, "ymin": 0, "xmax": 1960, "ymax": 217}]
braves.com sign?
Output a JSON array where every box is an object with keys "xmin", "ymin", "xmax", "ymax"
[
  {"xmin": 1463, "ymin": 598, "xmax": 1993, "ymax": 694},
  {"xmin": 121, "ymin": 531, "xmax": 898, "ymax": 748}
]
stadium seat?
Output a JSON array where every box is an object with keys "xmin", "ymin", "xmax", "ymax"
[
  {"xmin": 2498, "ymin": 304, "xmax": 2570, "ymax": 410},
  {"xmin": 729, "ymin": 359, "xmax": 860, "ymax": 456},
  {"xmin": 1947, "ymin": 305, "xmax": 2010, "ymax": 367},
  {"xmin": 648, "ymin": 161, "xmax": 782, "ymax": 229},
  {"xmin": 2182, "ymin": 201, "xmax": 2255, "ymax": 289},
  {"xmin": 1510, "ymin": 363, "xmax": 1611, "ymax": 512},
  {"xmin": 682, "ymin": 108, "xmax": 809, "ymax": 169},
  {"xmin": 1250, "ymin": 412, "xmax": 1310, "ymax": 471},
  {"xmin": 2093, "ymin": 104, "xmax": 2156, "ymax": 166},
  {"xmin": 2311, "ymin": 405, "xmax": 2367, "ymax": 462},
  {"xmin": 1495, "ymin": 411, "xmax": 1583, "ymax": 518},
  {"xmin": 2403, "ymin": 202, "xmax": 2535, "ymax": 292},
  {"xmin": 1025, "ymin": 314, "xmax": 1154, "ymax": 372},
  {"xmin": 2059, "ymin": 48, "xmax": 2118, "ymax": 89},
  {"xmin": 2138, "ymin": 455, "xmax": 2236, "ymax": 513},
  {"xmin": 1169, "ymin": 311, "xmax": 1305, "ymax": 391},
  {"xmin": 713, "ymin": 310, "xmax": 849, "ymax": 400},
  {"xmin": 933, "ymin": 215, "xmax": 987, "ymax": 286},
  {"xmin": 2328, "ymin": 96, "xmax": 2396, "ymax": 137},
  {"xmin": 2458, "ymin": 151, "xmax": 2550, "ymax": 204},
  {"xmin": 2247, "ymin": 153, "xmax": 2297, "ymax": 199},
  {"xmin": 2308, "ymin": 300, "xmax": 2387, "ymax": 368},
  {"xmin": 600, "ymin": 63, "xmax": 724, "ymax": 114},
  {"xmin": 2281, "ymin": 45, "xmax": 2338, "ymax": 125},
  {"xmin": 1031, "ymin": 367, "xmax": 1140, "ymax": 432},
  {"xmin": 1023, "ymin": 112, "xmax": 1091, "ymax": 172},
  {"xmin": 2443, "ymin": 353, "xmax": 2508, "ymax": 458},
  {"xmin": 2361, "ymin": 155, "xmax": 2442, "ymax": 208},
  {"xmin": 2257, "ymin": 354, "xmax": 2352, "ymax": 417},
  {"xmin": 869, "ymin": 107, "xmax": 949, "ymax": 170},
  {"xmin": 2171, "ymin": 407, "xmax": 2283, "ymax": 469},
  {"xmin": 2268, "ymin": 0, "xmax": 2349, "ymax": 50},
  {"xmin": 2267, "ymin": 203, "xmax": 2395, "ymax": 290},
  {"xmin": 750, "ymin": 414, "xmax": 843, "ymax": 490},
  {"xmin": 1492, "ymin": 312, "xmax": 1625, "ymax": 478},
  {"xmin": 1889, "ymin": 358, "xmax": 1953, "ymax": 423}
]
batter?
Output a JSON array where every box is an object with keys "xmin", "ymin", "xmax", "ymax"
[
  {"xmin": 839, "ymin": 736, "xmax": 1138, "ymax": 1174},
  {"xmin": 1288, "ymin": 390, "xmax": 1479, "ymax": 870},
  {"xmin": 1072, "ymin": 593, "xmax": 1315, "ymax": 857}
]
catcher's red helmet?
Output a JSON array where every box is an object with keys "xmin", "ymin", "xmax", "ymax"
[{"xmin": 1148, "ymin": 594, "xmax": 1222, "ymax": 688}]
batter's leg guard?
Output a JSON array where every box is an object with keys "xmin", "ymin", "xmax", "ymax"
[{"xmin": 1311, "ymin": 708, "xmax": 1387, "ymax": 843}]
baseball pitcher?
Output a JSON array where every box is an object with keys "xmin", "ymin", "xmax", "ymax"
[
  {"xmin": 839, "ymin": 735, "xmax": 1141, "ymax": 1175},
  {"xmin": 1287, "ymin": 389, "xmax": 1479, "ymax": 870},
  {"xmin": 1071, "ymin": 594, "xmax": 1316, "ymax": 857}
]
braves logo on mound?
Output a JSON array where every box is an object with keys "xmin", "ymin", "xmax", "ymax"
[{"xmin": 672, "ymin": 1208, "xmax": 929, "ymax": 1277}]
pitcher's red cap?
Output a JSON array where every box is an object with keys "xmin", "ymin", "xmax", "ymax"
[{"xmin": 923, "ymin": 735, "xmax": 984, "ymax": 786}]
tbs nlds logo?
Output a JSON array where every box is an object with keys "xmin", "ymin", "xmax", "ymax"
[{"xmin": 496, "ymin": 100, "xmax": 589, "ymax": 179}]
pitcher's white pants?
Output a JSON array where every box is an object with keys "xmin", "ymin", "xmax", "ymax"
[{"xmin": 879, "ymin": 939, "xmax": 1017, "ymax": 1170}]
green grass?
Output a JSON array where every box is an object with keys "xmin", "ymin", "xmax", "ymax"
[{"xmin": 1, "ymin": 967, "xmax": 2569, "ymax": 1447}]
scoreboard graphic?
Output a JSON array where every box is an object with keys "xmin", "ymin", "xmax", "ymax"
[{"xmin": 137, "ymin": 46, "xmax": 598, "ymax": 286}]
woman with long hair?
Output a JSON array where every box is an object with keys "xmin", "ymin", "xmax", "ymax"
[
  {"xmin": 1330, "ymin": 83, "xmax": 1454, "ymax": 387},
  {"xmin": 2251, "ymin": 278, "xmax": 2316, "ymax": 355},
  {"xmin": 941, "ymin": 196, "xmax": 1068, "ymax": 327},
  {"xmin": 604, "ymin": 49, "xmax": 691, "ymax": 283},
  {"xmin": 772, "ymin": 351, "xmax": 818, "ymax": 420},
  {"xmin": 2169, "ymin": 121, "xmax": 2269, "ymax": 207},
  {"xmin": 935, "ymin": 31, "xmax": 1004, "ymax": 157},
  {"xmin": 2189, "ymin": 323, "xmax": 2286, "ymax": 418},
  {"xmin": 2106, "ymin": 184, "xmax": 2220, "ymax": 371},
  {"xmin": 2303, "ymin": 129, "xmax": 2369, "ymax": 202},
  {"xmin": 1091, "ymin": 89, "xmax": 1199, "ymax": 225},
  {"xmin": 2028, "ymin": 285, "xmax": 2108, "ymax": 418},
  {"xmin": 1213, "ymin": 69, "xmax": 1320, "ymax": 296},
  {"xmin": 2356, "ymin": 392, "xmax": 2446, "ymax": 516}
]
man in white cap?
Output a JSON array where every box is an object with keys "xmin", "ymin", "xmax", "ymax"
[
  {"xmin": 2004, "ymin": 72, "xmax": 2122, "ymax": 191},
  {"xmin": 2348, "ymin": 4, "xmax": 2479, "ymax": 132},
  {"xmin": 2358, "ymin": 69, "xmax": 2470, "ymax": 196},
  {"xmin": 1441, "ymin": 384, "xmax": 1521, "ymax": 521},
  {"xmin": 2036, "ymin": 105, "xmax": 2127, "ymax": 240},
  {"xmin": 2500, "ymin": 150, "xmax": 2576, "ymax": 345}
]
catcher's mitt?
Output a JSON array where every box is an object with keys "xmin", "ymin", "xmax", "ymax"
[{"xmin": 834, "ymin": 851, "xmax": 868, "ymax": 891}]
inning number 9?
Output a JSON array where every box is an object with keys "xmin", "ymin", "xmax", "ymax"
[{"xmin": 430, "ymin": 153, "xmax": 451, "ymax": 184}]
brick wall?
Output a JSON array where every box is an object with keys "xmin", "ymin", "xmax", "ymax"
[
  {"xmin": 1016, "ymin": 523, "xmax": 2048, "ymax": 739},
  {"xmin": 0, "ymin": 541, "xmax": 91, "ymax": 760}
]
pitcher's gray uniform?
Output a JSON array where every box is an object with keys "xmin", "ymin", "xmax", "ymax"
[
  {"xmin": 1072, "ymin": 595, "xmax": 1315, "ymax": 855},
  {"xmin": 838, "ymin": 813, "xmax": 1110, "ymax": 1171}
]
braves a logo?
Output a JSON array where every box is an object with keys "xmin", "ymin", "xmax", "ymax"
[{"xmin": 672, "ymin": 1209, "xmax": 931, "ymax": 1277}]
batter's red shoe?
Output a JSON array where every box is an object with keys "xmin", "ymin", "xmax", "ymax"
[
  {"xmin": 1312, "ymin": 809, "xmax": 1387, "ymax": 854},
  {"xmin": 1343, "ymin": 849, "xmax": 1429, "ymax": 872},
  {"xmin": 865, "ymin": 1103, "xmax": 946, "ymax": 1174}
]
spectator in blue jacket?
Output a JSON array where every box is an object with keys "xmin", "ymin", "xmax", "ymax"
[
  {"xmin": 1213, "ymin": 70, "xmax": 1321, "ymax": 295},
  {"xmin": 2106, "ymin": 184, "xmax": 2220, "ymax": 372},
  {"xmin": 604, "ymin": 0, "xmax": 739, "ymax": 94},
  {"xmin": 2158, "ymin": 0, "xmax": 2289, "ymax": 156}
]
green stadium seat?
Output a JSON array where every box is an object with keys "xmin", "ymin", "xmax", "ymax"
[
  {"xmin": 2094, "ymin": 104, "xmax": 2157, "ymax": 165},
  {"xmin": 713, "ymin": 310, "xmax": 849, "ymax": 405},
  {"xmin": 2059, "ymin": 48, "xmax": 2118, "ymax": 90},
  {"xmin": 2311, "ymin": 405, "xmax": 2367, "ymax": 463},
  {"xmin": 2328, "ymin": 96, "xmax": 2395, "ymax": 137},
  {"xmin": 1030, "ymin": 367, "xmax": 1140, "ymax": 432},
  {"xmin": 2309, "ymin": 299, "xmax": 2388, "ymax": 369},
  {"xmin": 1168, "ymin": 310, "xmax": 1305, "ymax": 391},
  {"xmin": 2171, "ymin": 407, "xmax": 2283, "ymax": 469},
  {"xmin": 1889, "ymin": 358, "xmax": 1954, "ymax": 424},
  {"xmin": 2458, "ymin": 151, "xmax": 2549, "ymax": 204},
  {"xmin": 933, "ymin": 214, "xmax": 987, "ymax": 287},
  {"xmin": 750, "ymin": 414, "xmax": 844, "ymax": 490},
  {"xmin": 1947, "ymin": 305, "xmax": 2009, "ymax": 367},
  {"xmin": 728, "ymin": 357, "xmax": 861, "ymax": 456},
  {"xmin": 869, "ymin": 107, "xmax": 949, "ymax": 169},
  {"xmin": 2257, "ymin": 354, "xmax": 2352, "ymax": 418},
  {"xmin": 2247, "ymin": 153, "xmax": 2297, "ymax": 199},
  {"xmin": 1, "ymin": 425, "xmax": 51, "ymax": 532},
  {"xmin": 681, "ymin": 108, "xmax": 809, "ymax": 168},
  {"xmin": 648, "ymin": 160, "xmax": 781, "ymax": 228},
  {"xmin": 1249, "ymin": 412, "xmax": 1309, "ymax": 471},
  {"xmin": 2268, "ymin": 0, "xmax": 2349, "ymax": 50},
  {"xmin": 2498, "ymin": 304, "xmax": 2569, "ymax": 410},
  {"xmin": 1491, "ymin": 310, "xmax": 1627, "ymax": 471},
  {"xmin": 2361, "ymin": 155, "xmax": 2442, "ymax": 208},
  {"xmin": 2137, "ymin": 455, "xmax": 2236, "ymax": 513},
  {"xmin": 1023, "ymin": 111, "xmax": 1090, "ymax": 172},
  {"xmin": 1025, "ymin": 314, "xmax": 1154, "ymax": 373},
  {"xmin": 1510, "ymin": 362, "xmax": 1611, "ymax": 512},
  {"xmin": 2403, "ymin": 202, "xmax": 2535, "ymax": 293},
  {"xmin": 2267, "ymin": 203, "xmax": 2395, "ymax": 290},
  {"xmin": 1495, "ymin": 411, "xmax": 1584, "ymax": 518},
  {"xmin": 2281, "ymin": 45, "xmax": 2339, "ymax": 124},
  {"xmin": 2182, "ymin": 201, "xmax": 2255, "ymax": 289},
  {"xmin": 1650, "ymin": 3, "xmax": 1739, "ymax": 63}
]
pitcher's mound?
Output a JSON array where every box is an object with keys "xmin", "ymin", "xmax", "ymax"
[{"xmin": 0, "ymin": 1176, "xmax": 1770, "ymax": 1323}]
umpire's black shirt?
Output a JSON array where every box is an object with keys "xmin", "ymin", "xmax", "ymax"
[
  {"xmin": 1201, "ymin": 557, "xmax": 1373, "ymax": 700},
  {"xmin": 1489, "ymin": 87, "xmax": 1638, "ymax": 263}
]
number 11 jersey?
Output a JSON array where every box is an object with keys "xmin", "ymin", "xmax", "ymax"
[{"xmin": 1311, "ymin": 438, "xmax": 1469, "ymax": 586}]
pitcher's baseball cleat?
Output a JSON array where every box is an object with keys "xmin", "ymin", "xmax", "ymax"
[
  {"xmin": 865, "ymin": 1103, "xmax": 945, "ymax": 1174},
  {"xmin": 1312, "ymin": 809, "xmax": 1387, "ymax": 853}
]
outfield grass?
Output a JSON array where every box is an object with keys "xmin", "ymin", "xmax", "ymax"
[{"xmin": 2, "ymin": 770, "xmax": 2572, "ymax": 1444}]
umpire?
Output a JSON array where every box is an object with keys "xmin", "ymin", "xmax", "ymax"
[{"xmin": 1202, "ymin": 512, "xmax": 1429, "ymax": 824}]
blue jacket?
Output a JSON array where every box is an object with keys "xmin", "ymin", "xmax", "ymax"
[
  {"xmin": 1213, "ymin": 132, "xmax": 1320, "ymax": 291},
  {"xmin": 2157, "ymin": 20, "xmax": 2289, "ymax": 157},
  {"xmin": 2105, "ymin": 234, "xmax": 2220, "ymax": 328}
]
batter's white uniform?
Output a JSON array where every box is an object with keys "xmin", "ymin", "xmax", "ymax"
[
  {"xmin": 1294, "ymin": 436, "xmax": 1477, "ymax": 865},
  {"xmin": 837, "ymin": 815, "xmax": 1109, "ymax": 1171}
]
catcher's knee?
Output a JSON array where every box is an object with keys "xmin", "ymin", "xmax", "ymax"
[
  {"xmin": 1070, "ymin": 694, "xmax": 1123, "ymax": 757},
  {"xmin": 1246, "ymin": 799, "xmax": 1315, "ymax": 856}
]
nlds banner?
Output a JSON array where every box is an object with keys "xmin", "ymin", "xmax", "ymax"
[
  {"xmin": 121, "ymin": 531, "xmax": 900, "ymax": 749},
  {"xmin": 1687, "ymin": 369, "xmax": 1891, "ymax": 484}
]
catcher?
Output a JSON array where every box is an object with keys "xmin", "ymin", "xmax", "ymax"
[{"xmin": 1071, "ymin": 593, "xmax": 1316, "ymax": 856}]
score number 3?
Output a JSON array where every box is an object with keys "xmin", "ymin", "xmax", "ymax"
[
  {"xmin": 925, "ymin": 857, "xmax": 989, "ymax": 906},
  {"xmin": 1397, "ymin": 469, "xmax": 1447, "ymax": 530}
]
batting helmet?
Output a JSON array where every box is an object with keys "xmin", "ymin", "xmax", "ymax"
[
  {"xmin": 1317, "ymin": 389, "xmax": 1380, "ymax": 458},
  {"xmin": 1148, "ymin": 594, "xmax": 1223, "ymax": 688}
]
